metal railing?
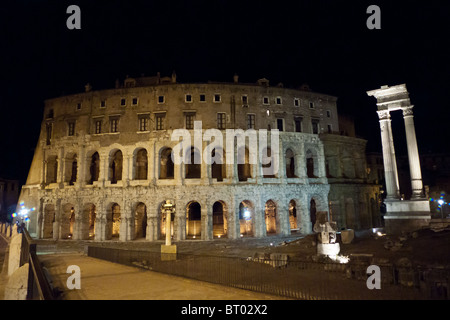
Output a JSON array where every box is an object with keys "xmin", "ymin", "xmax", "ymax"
[
  {"xmin": 20, "ymin": 228, "xmax": 55, "ymax": 300},
  {"xmin": 87, "ymin": 246, "xmax": 449, "ymax": 300}
]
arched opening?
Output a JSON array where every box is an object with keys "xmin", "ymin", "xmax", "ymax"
[
  {"xmin": 262, "ymin": 147, "xmax": 276, "ymax": 178},
  {"xmin": 289, "ymin": 200, "xmax": 298, "ymax": 231},
  {"xmin": 135, "ymin": 202, "xmax": 147, "ymax": 239},
  {"xmin": 286, "ymin": 149, "xmax": 296, "ymax": 178},
  {"xmin": 89, "ymin": 152, "xmax": 100, "ymax": 184},
  {"xmin": 306, "ymin": 149, "xmax": 317, "ymax": 178},
  {"xmin": 185, "ymin": 147, "xmax": 201, "ymax": 179},
  {"xmin": 42, "ymin": 204, "xmax": 55, "ymax": 239},
  {"xmin": 239, "ymin": 200, "xmax": 254, "ymax": 236},
  {"xmin": 237, "ymin": 147, "xmax": 252, "ymax": 181},
  {"xmin": 46, "ymin": 156, "xmax": 58, "ymax": 184},
  {"xmin": 134, "ymin": 149, "xmax": 148, "ymax": 180},
  {"xmin": 159, "ymin": 147, "xmax": 174, "ymax": 179},
  {"xmin": 211, "ymin": 148, "xmax": 226, "ymax": 182},
  {"xmin": 186, "ymin": 201, "xmax": 201, "ymax": 238},
  {"xmin": 69, "ymin": 154, "xmax": 77, "ymax": 185},
  {"xmin": 107, "ymin": 203, "xmax": 120, "ymax": 239},
  {"xmin": 265, "ymin": 200, "xmax": 277, "ymax": 234},
  {"xmin": 310, "ymin": 198, "xmax": 317, "ymax": 232},
  {"xmin": 212, "ymin": 201, "xmax": 228, "ymax": 238},
  {"xmin": 110, "ymin": 150, "xmax": 123, "ymax": 184}
]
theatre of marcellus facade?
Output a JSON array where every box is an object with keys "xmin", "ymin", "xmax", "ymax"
[{"xmin": 18, "ymin": 73, "xmax": 381, "ymax": 241}]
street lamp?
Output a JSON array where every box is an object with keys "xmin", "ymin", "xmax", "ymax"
[{"xmin": 12, "ymin": 202, "xmax": 35, "ymax": 232}]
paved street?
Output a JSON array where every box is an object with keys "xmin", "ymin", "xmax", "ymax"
[{"xmin": 38, "ymin": 253, "xmax": 286, "ymax": 300}]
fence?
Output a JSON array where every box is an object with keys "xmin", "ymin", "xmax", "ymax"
[{"xmin": 87, "ymin": 246, "xmax": 449, "ymax": 300}]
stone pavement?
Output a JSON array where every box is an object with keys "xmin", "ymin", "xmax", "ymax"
[{"xmin": 38, "ymin": 253, "xmax": 287, "ymax": 300}]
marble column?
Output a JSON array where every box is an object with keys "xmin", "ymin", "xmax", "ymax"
[
  {"xmin": 377, "ymin": 110, "xmax": 400, "ymax": 200},
  {"xmin": 402, "ymin": 106, "xmax": 424, "ymax": 199}
]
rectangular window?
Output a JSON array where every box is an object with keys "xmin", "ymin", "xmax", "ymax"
[
  {"xmin": 138, "ymin": 115, "xmax": 150, "ymax": 132},
  {"xmin": 242, "ymin": 95, "xmax": 248, "ymax": 105},
  {"xmin": 276, "ymin": 97, "xmax": 282, "ymax": 105},
  {"xmin": 185, "ymin": 94, "xmax": 192, "ymax": 103},
  {"xmin": 327, "ymin": 124, "xmax": 332, "ymax": 133},
  {"xmin": 309, "ymin": 102, "xmax": 315, "ymax": 109},
  {"xmin": 158, "ymin": 96, "xmax": 165, "ymax": 104},
  {"xmin": 94, "ymin": 120, "xmax": 102, "ymax": 134},
  {"xmin": 46, "ymin": 123, "xmax": 52, "ymax": 145},
  {"xmin": 263, "ymin": 97, "xmax": 269, "ymax": 105},
  {"xmin": 214, "ymin": 94, "xmax": 221, "ymax": 102},
  {"xmin": 294, "ymin": 117, "xmax": 302, "ymax": 132},
  {"xmin": 100, "ymin": 100, "xmax": 106, "ymax": 108},
  {"xmin": 155, "ymin": 113, "xmax": 165, "ymax": 130},
  {"xmin": 312, "ymin": 120, "xmax": 319, "ymax": 134},
  {"xmin": 277, "ymin": 118, "xmax": 284, "ymax": 131},
  {"xmin": 294, "ymin": 98, "xmax": 300, "ymax": 107},
  {"xmin": 120, "ymin": 98, "xmax": 126, "ymax": 106},
  {"xmin": 132, "ymin": 97, "xmax": 138, "ymax": 105},
  {"xmin": 68, "ymin": 122, "xmax": 75, "ymax": 136},
  {"xmin": 247, "ymin": 114, "xmax": 255, "ymax": 129},
  {"xmin": 326, "ymin": 110, "xmax": 331, "ymax": 117},
  {"xmin": 199, "ymin": 94, "xmax": 206, "ymax": 102},
  {"xmin": 185, "ymin": 114, "xmax": 195, "ymax": 129},
  {"xmin": 110, "ymin": 117, "xmax": 119, "ymax": 133},
  {"xmin": 217, "ymin": 112, "xmax": 226, "ymax": 129},
  {"xmin": 76, "ymin": 103, "xmax": 82, "ymax": 110}
]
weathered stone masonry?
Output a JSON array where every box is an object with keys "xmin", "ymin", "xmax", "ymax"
[{"xmin": 18, "ymin": 74, "xmax": 380, "ymax": 241}]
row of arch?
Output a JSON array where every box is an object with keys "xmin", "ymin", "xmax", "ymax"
[
  {"xmin": 40, "ymin": 198, "xmax": 321, "ymax": 241},
  {"xmin": 45, "ymin": 145, "xmax": 322, "ymax": 185}
]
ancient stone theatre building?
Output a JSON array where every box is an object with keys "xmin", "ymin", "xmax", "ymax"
[{"xmin": 18, "ymin": 73, "xmax": 381, "ymax": 241}]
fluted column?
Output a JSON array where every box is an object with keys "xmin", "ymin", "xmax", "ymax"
[
  {"xmin": 377, "ymin": 110, "xmax": 400, "ymax": 200},
  {"xmin": 402, "ymin": 106, "xmax": 424, "ymax": 199}
]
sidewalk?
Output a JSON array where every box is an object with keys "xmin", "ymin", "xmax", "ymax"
[{"xmin": 39, "ymin": 253, "xmax": 287, "ymax": 300}]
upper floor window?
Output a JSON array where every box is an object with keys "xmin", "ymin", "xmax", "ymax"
[
  {"xmin": 120, "ymin": 98, "xmax": 126, "ymax": 106},
  {"xmin": 94, "ymin": 119, "xmax": 102, "ymax": 134},
  {"xmin": 158, "ymin": 96, "xmax": 165, "ymax": 104},
  {"xmin": 110, "ymin": 117, "xmax": 119, "ymax": 133},
  {"xmin": 68, "ymin": 121, "xmax": 76, "ymax": 136},
  {"xmin": 312, "ymin": 119, "xmax": 319, "ymax": 134},
  {"xmin": 309, "ymin": 102, "xmax": 315, "ymax": 109},
  {"xmin": 132, "ymin": 97, "xmax": 138, "ymax": 106},
  {"xmin": 326, "ymin": 110, "xmax": 331, "ymax": 118},
  {"xmin": 214, "ymin": 94, "xmax": 221, "ymax": 103},
  {"xmin": 276, "ymin": 97, "xmax": 282, "ymax": 105},
  {"xmin": 263, "ymin": 97, "xmax": 269, "ymax": 105},
  {"xmin": 277, "ymin": 118, "xmax": 284, "ymax": 131},
  {"xmin": 294, "ymin": 98, "xmax": 300, "ymax": 107},
  {"xmin": 155, "ymin": 113, "xmax": 165, "ymax": 130},
  {"xmin": 185, "ymin": 113, "xmax": 195, "ymax": 130},
  {"xmin": 138, "ymin": 114, "xmax": 150, "ymax": 132},
  {"xmin": 242, "ymin": 95, "xmax": 248, "ymax": 105},
  {"xmin": 217, "ymin": 112, "xmax": 226, "ymax": 129},
  {"xmin": 100, "ymin": 100, "xmax": 106, "ymax": 108},
  {"xmin": 294, "ymin": 117, "xmax": 302, "ymax": 132},
  {"xmin": 185, "ymin": 94, "xmax": 192, "ymax": 103},
  {"xmin": 199, "ymin": 94, "xmax": 206, "ymax": 102},
  {"xmin": 46, "ymin": 123, "xmax": 52, "ymax": 145},
  {"xmin": 247, "ymin": 114, "xmax": 255, "ymax": 129}
]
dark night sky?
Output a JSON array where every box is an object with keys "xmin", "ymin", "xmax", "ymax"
[{"xmin": 0, "ymin": 0, "xmax": 449, "ymax": 185}]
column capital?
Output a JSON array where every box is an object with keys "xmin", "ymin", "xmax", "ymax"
[
  {"xmin": 402, "ymin": 105, "xmax": 414, "ymax": 117},
  {"xmin": 376, "ymin": 110, "xmax": 390, "ymax": 120}
]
